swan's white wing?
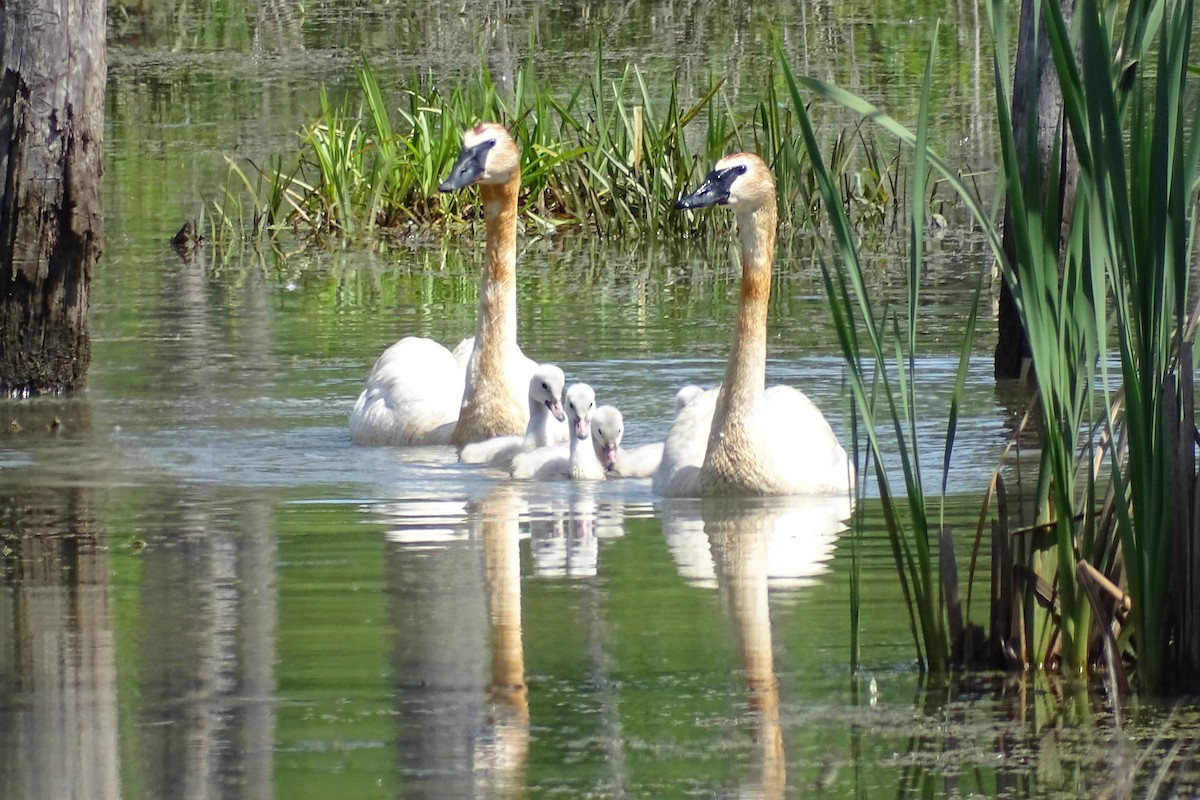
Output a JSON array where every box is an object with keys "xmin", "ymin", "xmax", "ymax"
[
  {"xmin": 762, "ymin": 385, "xmax": 854, "ymax": 494},
  {"xmin": 349, "ymin": 337, "xmax": 464, "ymax": 446}
]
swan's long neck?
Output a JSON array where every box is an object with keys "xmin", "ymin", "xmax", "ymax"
[
  {"xmin": 523, "ymin": 398, "xmax": 549, "ymax": 448},
  {"xmin": 476, "ymin": 179, "xmax": 520, "ymax": 358},
  {"xmin": 704, "ymin": 202, "xmax": 775, "ymax": 472},
  {"xmin": 453, "ymin": 176, "xmax": 525, "ymax": 446}
]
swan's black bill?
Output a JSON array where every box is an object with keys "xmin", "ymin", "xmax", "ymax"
[
  {"xmin": 439, "ymin": 139, "xmax": 496, "ymax": 192},
  {"xmin": 674, "ymin": 164, "xmax": 747, "ymax": 210}
]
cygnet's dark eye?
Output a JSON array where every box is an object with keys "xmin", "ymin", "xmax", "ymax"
[{"xmin": 542, "ymin": 382, "xmax": 549, "ymax": 391}]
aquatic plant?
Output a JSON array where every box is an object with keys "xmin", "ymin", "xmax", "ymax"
[
  {"xmin": 785, "ymin": 0, "xmax": 1200, "ymax": 690},
  {"xmin": 779, "ymin": 26, "xmax": 980, "ymax": 674},
  {"xmin": 206, "ymin": 59, "xmax": 897, "ymax": 247}
]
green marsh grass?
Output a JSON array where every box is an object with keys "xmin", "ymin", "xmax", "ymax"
[{"xmin": 208, "ymin": 59, "xmax": 899, "ymax": 248}]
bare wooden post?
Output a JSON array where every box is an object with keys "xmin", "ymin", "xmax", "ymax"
[
  {"xmin": 0, "ymin": 0, "xmax": 105, "ymax": 396},
  {"xmin": 994, "ymin": 0, "xmax": 1077, "ymax": 379}
]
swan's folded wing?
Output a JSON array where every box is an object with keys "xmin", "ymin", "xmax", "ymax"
[
  {"xmin": 349, "ymin": 337, "xmax": 465, "ymax": 446},
  {"xmin": 762, "ymin": 385, "xmax": 854, "ymax": 494}
]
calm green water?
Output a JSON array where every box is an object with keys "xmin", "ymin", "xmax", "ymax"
[{"xmin": 2, "ymin": 2, "xmax": 1197, "ymax": 799}]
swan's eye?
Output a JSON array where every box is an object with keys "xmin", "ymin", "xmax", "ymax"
[{"xmin": 541, "ymin": 382, "xmax": 549, "ymax": 391}]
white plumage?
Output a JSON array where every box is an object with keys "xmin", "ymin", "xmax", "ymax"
[
  {"xmin": 348, "ymin": 337, "xmax": 464, "ymax": 446},
  {"xmin": 510, "ymin": 383, "xmax": 606, "ymax": 481}
]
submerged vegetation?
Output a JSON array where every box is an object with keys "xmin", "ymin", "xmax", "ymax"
[
  {"xmin": 791, "ymin": 0, "xmax": 1200, "ymax": 693},
  {"xmin": 205, "ymin": 57, "xmax": 900, "ymax": 248}
]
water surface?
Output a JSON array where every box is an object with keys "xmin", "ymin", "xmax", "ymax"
[{"xmin": 2, "ymin": 2, "xmax": 1194, "ymax": 798}]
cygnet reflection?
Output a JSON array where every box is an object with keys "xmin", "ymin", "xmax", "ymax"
[{"xmin": 527, "ymin": 485, "xmax": 627, "ymax": 578}]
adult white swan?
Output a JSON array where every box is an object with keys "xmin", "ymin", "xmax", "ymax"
[
  {"xmin": 653, "ymin": 154, "xmax": 854, "ymax": 497},
  {"xmin": 348, "ymin": 123, "xmax": 537, "ymax": 447}
]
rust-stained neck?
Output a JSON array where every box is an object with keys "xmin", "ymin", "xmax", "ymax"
[
  {"xmin": 701, "ymin": 200, "xmax": 777, "ymax": 485},
  {"xmin": 479, "ymin": 489, "xmax": 530, "ymax": 786},
  {"xmin": 452, "ymin": 173, "xmax": 525, "ymax": 445},
  {"xmin": 473, "ymin": 178, "xmax": 520, "ymax": 366}
]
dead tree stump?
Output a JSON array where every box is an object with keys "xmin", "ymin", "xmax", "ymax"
[{"xmin": 0, "ymin": 1, "xmax": 105, "ymax": 396}]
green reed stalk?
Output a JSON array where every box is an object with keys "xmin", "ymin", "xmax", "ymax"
[{"xmin": 778, "ymin": 26, "xmax": 978, "ymax": 674}]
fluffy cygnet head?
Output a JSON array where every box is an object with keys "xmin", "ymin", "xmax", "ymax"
[
  {"xmin": 674, "ymin": 384, "xmax": 703, "ymax": 413},
  {"xmin": 590, "ymin": 405, "xmax": 624, "ymax": 471},
  {"xmin": 438, "ymin": 123, "xmax": 521, "ymax": 191},
  {"xmin": 530, "ymin": 364, "xmax": 567, "ymax": 421},
  {"xmin": 563, "ymin": 383, "xmax": 597, "ymax": 441},
  {"xmin": 674, "ymin": 152, "xmax": 774, "ymax": 213}
]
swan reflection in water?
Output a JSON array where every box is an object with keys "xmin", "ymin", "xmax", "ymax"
[
  {"xmin": 660, "ymin": 494, "xmax": 850, "ymax": 589},
  {"xmin": 378, "ymin": 481, "xmax": 647, "ymax": 796},
  {"xmin": 376, "ymin": 481, "xmax": 846, "ymax": 796},
  {"xmin": 473, "ymin": 486, "xmax": 530, "ymax": 796},
  {"xmin": 662, "ymin": 494, "xmax": 852, "ymax": 798},
  {"xmin": 378, "ymin": 484, "xmax": 533, "ymax": 797}
]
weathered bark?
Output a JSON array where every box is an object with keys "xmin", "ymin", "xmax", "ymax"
[
  {"xmin": 0, "ymin": 0, "xmax": 105, "ymax": 396},
  {"xmin": 994, "ymin": 0, "xmax": 1078, "ymax": 379}
]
